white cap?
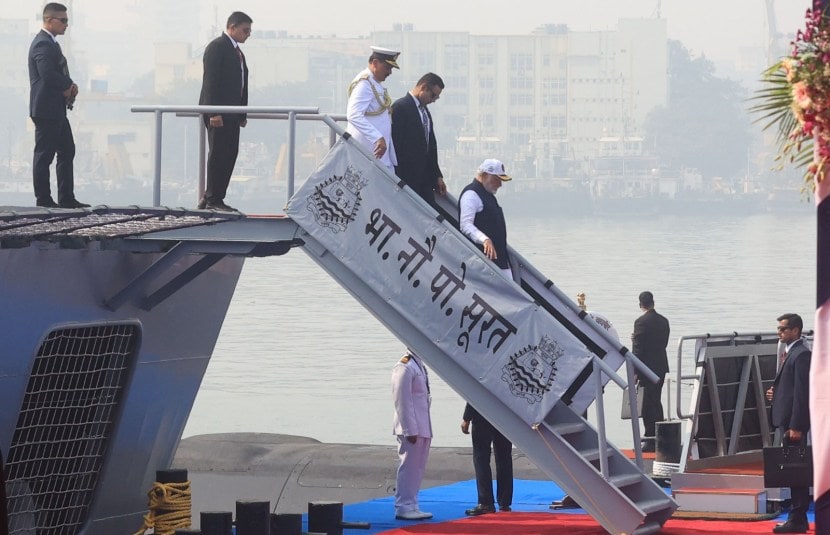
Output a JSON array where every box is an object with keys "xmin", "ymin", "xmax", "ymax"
[
  {"xmin": 370, "ymin": 46, "xmax": 400, "ymax": 68},
  {"xmin": 478, "ymin": 159, "xmax": 512, "ymax": 181}
]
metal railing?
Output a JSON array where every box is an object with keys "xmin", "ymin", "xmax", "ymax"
[{"xmin": 130, "ymin": 105, "xmax": 346, "ymax": 207}]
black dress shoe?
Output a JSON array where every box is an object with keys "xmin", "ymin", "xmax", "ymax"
[
  {"xmin": 36, "ymin": 198, "xmax": 59, "ymax": 208},
  {"xmin": 205, "ymin": 200, "xmax": 237, "ymax": 212},
  {"xmin": 58, "ymin": 199, "xmax": 90, "ymax": 208},
  {"xmin": 465, "ymin": 504, "xmax": 496, "ymax": 516},
  {"xmin": 773, "ymin": 520, "xmax": 809, "ymax": 533},
  {"xmin": 641, "ymin": 441, "xmax": 655, "ymax": 453},
  {"xmin": 499, "ymin": 505, "xmax": 511, "ymax": 512},
  {"xmin": 550, "ymin": 495, "xmax": 580, "ymax": 509}
]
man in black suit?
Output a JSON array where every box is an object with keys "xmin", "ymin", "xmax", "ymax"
[
  {"xmin": 28, "ymin": 3, "xmax": 89, "ymax": 209},
  {"xmin": 631, "ymin": 290, "xmax": 670, "ymax": 452},
  {"xmin": 391, "ymin": 73, "xmax": 446, "ymax": 205},
  {"xmin": 766, "ymin": 313, "xmax": 812, "ymax": 534},
  {"xmin": 461, "ymin": 403, "xmax": 513, "ymax": 515},
  {"xmin": 198, "ymin": 11, "xmax": 252, "ymax": 212}
]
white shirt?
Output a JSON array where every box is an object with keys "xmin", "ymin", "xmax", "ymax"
[{"xmin": 459, "ymin": 188, "xmax": 488, "ymax": 245}]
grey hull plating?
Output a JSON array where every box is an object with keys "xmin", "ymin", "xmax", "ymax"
[{"xmin": 0, "ymin": 210, "xmax": 246, "ymax": 534}]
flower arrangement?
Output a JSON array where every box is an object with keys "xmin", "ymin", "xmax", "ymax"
[{"xmin": 752, "ymin": 3, "xmax": 830, "ymax": 190}]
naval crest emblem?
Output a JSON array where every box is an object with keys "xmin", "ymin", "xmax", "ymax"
[
  {"xmin": 306, "ymin": 165, "xmax": 368, "ymax": 232},
  {"xmin": 502, "ymin": 335, "xmax": 563, "ymax": 404}
]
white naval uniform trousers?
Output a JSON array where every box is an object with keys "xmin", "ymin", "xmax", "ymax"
[{"xmin": 391, "ymin": 354, "xmax": 432, "ymax": 514}]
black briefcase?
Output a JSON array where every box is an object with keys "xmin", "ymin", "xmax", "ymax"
[{"xmin": 763, "ymin": 445, "xmax": 813, "ymax": 488}]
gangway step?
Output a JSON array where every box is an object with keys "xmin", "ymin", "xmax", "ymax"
[
  {"xmin": 637, "ymin": 496, "xmax": 676, "ymax": 515},
  {"xmin": 548, "ymin": 421, "xmax": 588, "ymax": 437},
  {"xmin": 608, "ymin": 472, "xmax": 644, "ymax": 489},
  {"xmin": 672, "ymin": 487, "xmax": 767, "ymax": 514},
  {"xmin": 581, "ymin": 445, "xmax": 616, "ymax": 462},
  {"xmin": 633, "ymin": 520, "xmax": 665, "ymax": 534}
]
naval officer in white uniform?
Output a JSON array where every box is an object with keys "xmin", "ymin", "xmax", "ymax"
[
  {"xmin": 391, "ymin": 350, "xmax": 433, "ymax": 520},
  {"xmin": 346, "ymin": 46, "xmax": 399, "ymax": 169}
]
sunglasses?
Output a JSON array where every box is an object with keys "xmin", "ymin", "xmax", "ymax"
[
  {"xmin": 776, "ymin": 326, "xmax": 792, "ymax": 332},
  {"xmin": 50, "ymin": 17, "xmax": 69, "ymax": 24}
]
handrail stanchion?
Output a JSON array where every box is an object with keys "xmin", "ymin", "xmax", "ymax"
[
  {"xmin": 592, "ymin": 359, "xmax": 609, "ymax": 479},
  {"xmin": 626, "ymin": 357, "xmax": 644, "ymax": 470},
  {"xmin": 153, "ymin": 110, "xmax": 164, "ymax": 207},
  {"xmin": 198, "ymin": 116, "xmax": 206, "ymax": 203},
  {"xmin": 287, "ymin": 110, "xmax": 297, "ymax": 198},
  {"xmin": 329, "ymin": 125, "xmax": 337, "ymax": 148}
]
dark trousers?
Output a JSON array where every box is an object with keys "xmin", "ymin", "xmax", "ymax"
[
  {"xmin": 32, "ymin": 116, "xmax": 75, "ymax": 204},
  {"xmin": 641, "ymin": 376, "xmax": 665, "ymax": 438},
  {"xmin": 406, "ymin": 180, "xmax": 437, "ymax": 208},
  {"xmin": 775, "ymin": 430, "xmax": 811, "ymax": 525},
  {"xmin": 204, "ymin": 118, "xmax": 240, "ymax": 203},
  {"xmin": 471, "ymin": 418, "xmax": 513, "ymax": 508}
]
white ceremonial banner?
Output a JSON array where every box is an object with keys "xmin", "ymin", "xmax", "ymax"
[{"xmin": 285, "ymin": 140, "xmax": 594, "ymax": 425}]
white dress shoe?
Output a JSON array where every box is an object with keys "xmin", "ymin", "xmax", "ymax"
[{"xmin": 395, "ymin": 509, "xmax": 433, "ymax": 520}]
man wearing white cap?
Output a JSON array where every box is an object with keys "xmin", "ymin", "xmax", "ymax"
[
  {"xmin": 458, "ymin": 159, "xmax": 513, "ymax": 280},
  {"xmin": 346, "ymin": 46, "xmax": 399, "ymax": 169}
]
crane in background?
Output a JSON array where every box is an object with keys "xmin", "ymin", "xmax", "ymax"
[{"xmin": 764, "ymin": 0, "xmax": 787, "ymax": 64}]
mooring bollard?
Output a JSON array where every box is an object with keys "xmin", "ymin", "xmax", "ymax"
[
  {"xmin": 307, "ymin": 501, "xmax": 370, "ymax": 535},
  {"xmin": 270, "ymin": 512, "xmax": 302, "ymax": 535},
  {"xmin": 236, "ymin": 501, "xmax": 271, "ymax": 535},
  {"xmin": 200, "ymin": 511, "xmax": 233, "ymax": 535},
  {"xmin": 133, "ymin": 469, "xmax": 192, "ymax": 535}
]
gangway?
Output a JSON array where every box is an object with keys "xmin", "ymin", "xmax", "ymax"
[
  {"xmin": 124, "ymin": 105, "xmax": 677, "ymax": 534},
  {"xmin": 280, "ymin": 117, "xmax": 675, "ymax": 534}
]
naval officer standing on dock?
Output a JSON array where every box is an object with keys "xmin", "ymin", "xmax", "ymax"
[
  {"xmin": 391, "ymin": 350, "xmax": 433, "ymax": 520},
  {"xmin": 346, "ymin": 46, "xmax": 399, "ymax": 169}
]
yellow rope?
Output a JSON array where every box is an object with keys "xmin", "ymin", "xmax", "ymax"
[{"xmin": 132, "ymin": 480, "xmax": 192, "ymax": 535}]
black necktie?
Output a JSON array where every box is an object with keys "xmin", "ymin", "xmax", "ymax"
[
  {"xmin": 55, "ymin": 40, "xmax": 69, "ymax": 77},
  {"xmin": 419, "ymin": 105, "xmax": 430, "ymax": 144},
  {"xmin": 236, "ymin": 46, "xmax": 245, "ymax": 97}
]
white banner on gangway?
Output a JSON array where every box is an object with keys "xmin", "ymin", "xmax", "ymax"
[{"xmin": 285, "ymin": 140, "xmax": 593, "ymax": 426}]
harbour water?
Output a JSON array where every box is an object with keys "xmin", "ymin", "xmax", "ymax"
[{"xmin": 183, "ymin": 208, "xmax": 817, "ymax": 450}]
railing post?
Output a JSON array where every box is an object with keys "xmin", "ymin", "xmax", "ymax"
[
  {"xmin": 287, "ymin": 110, "xmax": 297, "ymax": 199},
  {"xmin": 198, "ymin": 116, "xmax": 206, "ymax": 204},
  {"xmin": 153, "ymin": 110, "xmax": 163, "ymax": 207},
  {"xmin": 329, "ymin": 124, "xmax": 337, "ymax": 148},
  {"xmin": 592, "ymin": 359, "xmax": 609, "ymax": 479},
  {"xmin": 626, "ymin": 357, "xmax": 644, "ymax": 470}
]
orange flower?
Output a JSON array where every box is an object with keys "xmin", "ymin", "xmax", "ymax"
[{"xmin": 793, "ymin": 81, "xmax": 814, "ymax": 110}]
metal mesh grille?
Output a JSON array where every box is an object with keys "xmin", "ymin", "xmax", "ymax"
[
  {"xmin": 5, "ymin": 324, "xmax": 139, "ymax": 535},
  {"xmin": 0, "ymin": 207, "xmax": 241, "ymax": 244}
]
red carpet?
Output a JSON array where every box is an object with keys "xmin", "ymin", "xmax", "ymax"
[{"xmin": 377, "ymin": 511, "xmax": 814, "ymax": 534}]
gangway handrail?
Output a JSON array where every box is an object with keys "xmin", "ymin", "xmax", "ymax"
[{"xmin": 131, "ymin": 104, "xmax": 333, "ymax": 208}]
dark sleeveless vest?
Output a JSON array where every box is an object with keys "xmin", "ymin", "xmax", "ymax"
[{"xmin": 459, "ymin": 179, "xmax": 509, "ymax": 269}]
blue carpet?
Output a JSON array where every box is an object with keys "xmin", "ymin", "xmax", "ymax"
[
  {"xmin": 302, "ymin": 479, "xmax": 816, "ymax": 535},
  {"xmin": 341, "ymin": 479, "xmax": 579, "ymax": 535}
]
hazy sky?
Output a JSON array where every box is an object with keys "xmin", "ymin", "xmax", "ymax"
[{"xmin": 7, "ymin": 1, "xmax": 810, "ymax": 63}]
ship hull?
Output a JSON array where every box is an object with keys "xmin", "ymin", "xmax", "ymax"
[{"xmin": 0, "ymin": 239, "xmax": 243, "ymax": 534}]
